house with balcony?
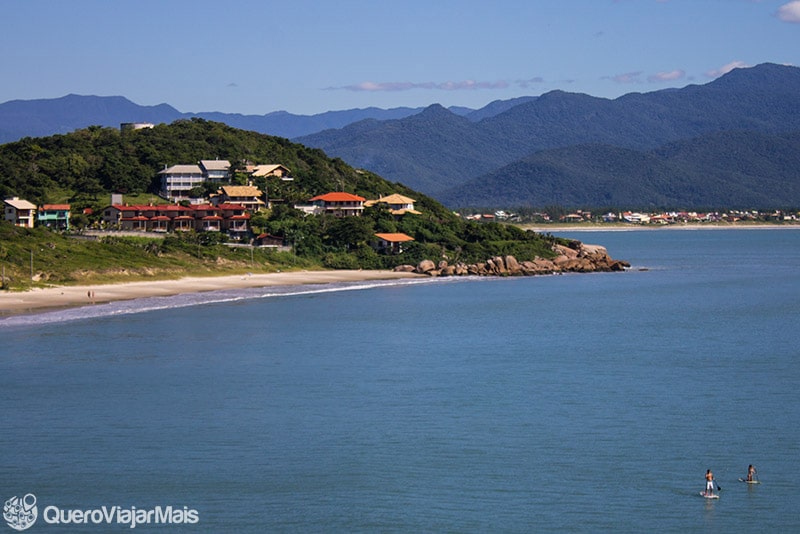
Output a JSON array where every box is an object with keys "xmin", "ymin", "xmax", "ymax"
[
  {"xmin": 4, "ymin": 197, "xmax": 36, "ymax": 228},
  {"xmin": 159, "ymin": 164, "xmax": 204, "ymax": 201},
  {"xmin": 309, "ymin": 192, "xmax": 365, "ymax": 217},
  {"xmin": 251, "ymin": 164, "xmax": 292, "ymax": 180},
  {"xmin": 101, "ymin": 203, "xmax": 249, "ymax": 237},
  {"xmin": 373, "ymin": 233, "xmax": 415, "ymax": 254},
  {"xmin": 199, "ymin": 159, "xmax": 232, "ymax": 183},
  {"xmin": 365, "ymin": 193, "xmax": 420, "ymax": 217},
  {"xmin": 103, "ymin": 204, "xmax": 194, "ymax": 231},
  {"xmin": 38, "ymin": 204, "xmax": 71, "ymax": 230},
  {"xmin": 212, "ymin": 185, "xmax": 265, "ymax": 212},
  {"xmin": 190, "ymin": 203, "xmax": 223, "ymax": 232},
  {"xmin": 215, "ymin": 203, "xmax": 251, "ymax": 240}
]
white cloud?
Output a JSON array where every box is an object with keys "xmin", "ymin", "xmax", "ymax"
[
  {"xmin": 608, "ymin": 71, "xmax": 643, "ymax": 84},
  {"xmin": 648, "ymin": 70, "xmax": 686, "ymax": 83},
  {"xmin": 777, "ymin": 1, "xmax": 800, "ymax": 22},
  {"xmin": 705, "ymin": 61, "xmax": 750, "ymax": 78}
]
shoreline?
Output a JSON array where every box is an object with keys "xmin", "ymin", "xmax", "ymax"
[
  {"xmin": 520, "ymin": 223, "xmax": 800, "ymax": 232},
  {"xmin": 0, "ymin": 270, "xmax": 424, "ymax": 317}
]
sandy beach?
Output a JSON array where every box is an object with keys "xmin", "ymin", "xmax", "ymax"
[{"xmin": 0, "ymin": 270, "xmax": 423, "ymax": 316}]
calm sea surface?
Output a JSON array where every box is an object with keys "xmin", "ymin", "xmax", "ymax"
[{"xmin": 2, "ymin": 229, "xmax": 799, "ymax": 532}]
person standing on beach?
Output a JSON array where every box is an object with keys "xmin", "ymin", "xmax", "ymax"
[{"xmin": 705, "ymin": 469, "xmax": 715, "ymax": 495}]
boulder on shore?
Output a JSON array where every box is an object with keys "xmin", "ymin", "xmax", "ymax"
[{"xmin": 396, "ymin": 240, "xmax": 629, "ymax": 278}]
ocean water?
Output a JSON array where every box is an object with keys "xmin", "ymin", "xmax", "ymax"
[{"xmin": 2, "ymin": 229, "xmax": 799, "ymax": 532}]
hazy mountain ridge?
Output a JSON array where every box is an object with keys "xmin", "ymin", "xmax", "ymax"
[{"xmin": 0, "ymin": 95, "xmax": 479, "ymax": 144}]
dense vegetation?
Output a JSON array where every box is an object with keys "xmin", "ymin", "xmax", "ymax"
[
  {"xmin": 0, "ymin": 120, "xmax": 558, "ymax": 289},
  {"xmin": 0, "ymin": 118, "xmax": 407, "ymax": 206}
]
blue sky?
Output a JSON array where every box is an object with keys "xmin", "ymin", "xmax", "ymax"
[{"xmin": 2, "ymin": 0, "xmax": 798, "ymax": 115}]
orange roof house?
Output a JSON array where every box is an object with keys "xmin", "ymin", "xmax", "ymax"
[
  {"xmin": 309, "ymin": 192, "xmax": 365, "ymax": 217},
  {"xmin": 373, "ymin": 232, "xmax": 415, "ymax": 254}
]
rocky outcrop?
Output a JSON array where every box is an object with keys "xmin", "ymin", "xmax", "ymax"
[{"xmin": 395, "ymin": 241, "xmax": 629, "ymax": 277}]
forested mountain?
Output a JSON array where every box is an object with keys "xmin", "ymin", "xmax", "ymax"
[
  {"xmin": 0, "ymin": 118, "xmax": 423, "ymax": 208},
  {"xmin": 298, "ymin": 63, "xmax": 800, "ymax": 203},
  {"xmin": 438, "ymin": 131, "xmax": 800, "ymax": 209}
]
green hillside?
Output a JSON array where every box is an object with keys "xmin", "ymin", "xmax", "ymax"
[{"xmin": 0, "ymin": 120, "xmax": 558, "ymax": 289}]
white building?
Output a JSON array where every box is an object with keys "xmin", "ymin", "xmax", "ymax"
[
  {"xmin": 199, "ymin": 160, "xmax": 232, "ymax": 183},
  {"xmin": 159, "ymin": 164, "xmax": 204, "ymax": 201},
  {"xmin": 4, "ymin": 197, "xmax": 37, "ymax": 228}
]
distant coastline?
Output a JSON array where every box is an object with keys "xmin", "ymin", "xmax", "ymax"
[{"xmin": 520, "ymin": 222, "xmax": 800, "ymax": 232}]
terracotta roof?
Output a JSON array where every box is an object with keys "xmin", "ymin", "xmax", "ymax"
[
  {"xmin": 40, "ymin": 204, "xmax": 71, "ymax": 211},
  {"xmin": 374, "ymin": 233, "xmax": 415, "ymax": 242},
  {"xmin": 310, "ymin": 192, "xmax": 366, "ymax": 202}
]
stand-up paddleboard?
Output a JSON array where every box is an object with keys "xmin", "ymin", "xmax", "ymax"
[
  {"xmin": 739, "ymin": 478, "xmax": 761, "ymax": 484},
  {"xmin": 700, "ymin": 491, "xmax": 720, "ymax": 499}
]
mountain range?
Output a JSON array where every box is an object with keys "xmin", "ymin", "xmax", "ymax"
[
  {"xmin": 2, "ymin": 63, "xmax": 799, "ymax": 209},
  {"xmin": 0, "ymin": 93, "xmax": 536, "ymax": 145},
  {"xmin": 298, "ymin": 63, "xmax": 800, "ymax": 208}
]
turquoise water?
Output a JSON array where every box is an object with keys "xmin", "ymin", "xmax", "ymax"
[{"xmin": 2, "ymin": 229, "xmax": 799, "ymax": 532}]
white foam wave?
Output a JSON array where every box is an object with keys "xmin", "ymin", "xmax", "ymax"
[{"xmin": 0, "ymin": 277, "xmax": 455, "ymax": 329}]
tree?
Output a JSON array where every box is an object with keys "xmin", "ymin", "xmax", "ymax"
[{"xmin": 327, "ymin": 216, "xmax": 374, "ymax": 250}]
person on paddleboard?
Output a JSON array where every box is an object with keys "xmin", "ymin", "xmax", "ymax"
[
  {"xmin": 747, "ymin": 464, "xmax": 757, "ymax": 482},
  {"xmin": 705, "ymin": 469, "xmax": 715, "ymax": 495}
]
